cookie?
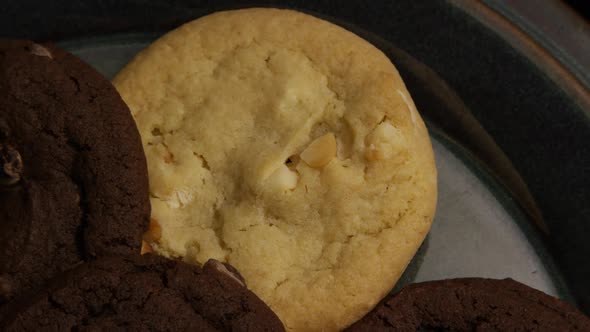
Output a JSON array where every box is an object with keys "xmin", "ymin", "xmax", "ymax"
[
  {"xmin": 0, "ymin": 255, "xmax": 285, "ymax": 331},
  {"xmin": 0, "ymin": 40, "xmax": 150, "ymax": 304},
  {"xmin": 345, "ymin": 278, "xmax": 590, "ymax": 331},
  {"xmin": 114, "ymin": 8, "xmax": 437, "ymax": 331}
]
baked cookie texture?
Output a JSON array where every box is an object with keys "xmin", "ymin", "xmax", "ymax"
[
  {"xmin": 345, "ymin": 278, "xmax": 590, "ymax": 331},
  {"xmin": 114, "ymin": 8, "xmax": 437, "ymax": 331},
  {"xmin": 0, "ymin": 40, "xmax": 150, "ymax": 305},
  {"xmin": 0, "ymin": 255, "xmax": 285, "ymax": 331}
]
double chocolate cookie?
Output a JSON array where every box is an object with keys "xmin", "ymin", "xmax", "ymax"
[
  {"xmin": 0, "ymin": 40, "xmax": 150, "ymax": 304},
  {"xmin": 0, "ymin": 255, "xmax": 285, "ymax": 331},
  {"xmin": 345, "ymin": 278, "xmax": 590, "ymax": 331}
]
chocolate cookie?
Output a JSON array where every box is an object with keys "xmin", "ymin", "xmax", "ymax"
[
  {"xmin": 0, "ymin": 255, "xmax": 285, "ymax": 331},
  {"xmin": 345, "ymin": 278, "xmax": 590, "ymax": 331},
  {"xmin": 0, "ymin": 40, "xmax": 150, "ymax": 304}
]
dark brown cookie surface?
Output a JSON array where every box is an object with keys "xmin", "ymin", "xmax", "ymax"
[
  {"xmin": 0, "ymin": 39, "xmax": 150, "ymax": 304},
  {"xmin": 345, "ymin": 278, "xmax": 590, "ymax": 332},
  {"xmin": 0, "ymin": 255, "xmax": 285, "ymax": 332}
]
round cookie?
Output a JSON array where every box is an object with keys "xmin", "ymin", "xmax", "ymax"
[
  {"xmin": 0, "ymin": 40, "xmax": 150, "ymax": 304},
  {"xmin": 345, "ymin": 278, "xmax": 590, "ymax": 331},
  {"xmin": 0, "ymin": 255, "xmax": 285, "ymax": 331},
  {"xmin": 114, "ymin": 8, "xmax": 437, "ymax": 331}
]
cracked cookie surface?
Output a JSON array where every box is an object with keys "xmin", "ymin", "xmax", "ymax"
[
  {"xmin": 345, "ymin": 278, "xmax": 590, "ymax": 331},
  {"xmin": 0, "ymin": 40, "xmax": 150, "ymax": 306},
  {"xmin": 114, "ymin": 8, "xmax": 437, "ymax": 331},
  {"xmin": 0, "ymin": 254, "xmax": 285, "ymax": 331}
]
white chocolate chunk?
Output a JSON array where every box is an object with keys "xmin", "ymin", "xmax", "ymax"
[
  {"xmin": 268, "ymin": 164, "xmax": 299, "ymax": 191},
  {"xmin": 365, "ymin": 122, "xmax": 405, "ymax": 161},
  {"xmin": 396, "ymin": 90, "xmax": 417, "ymax": 126}
]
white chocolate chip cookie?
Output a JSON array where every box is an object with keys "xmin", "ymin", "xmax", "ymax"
[{"xmin": 114, "ymin": 8, "xmax": 437, "ymax": 332}]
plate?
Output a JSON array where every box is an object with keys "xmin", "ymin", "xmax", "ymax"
[
  {"xmin": 62, "ymin": 32, "xmax": 571, "ymax": 301},
  {"xmin": 5, "ymin": 0, "xmax": 588, "ymax": 314}
]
